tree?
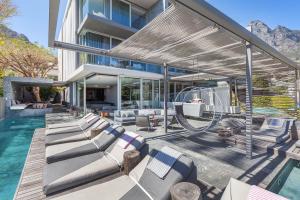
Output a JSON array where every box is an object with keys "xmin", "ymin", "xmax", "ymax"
[
  {"xmin": 0, "ymin": 37, "xmax": 57, "ymax": 101},
  {"xmin": 0, "ymin": 0, "xmax": 16, "ymax": 25}
]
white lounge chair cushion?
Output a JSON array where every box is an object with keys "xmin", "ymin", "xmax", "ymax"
[{"xmin": 221, "ymin": 178, "xmax": 251, "ymax": 200}]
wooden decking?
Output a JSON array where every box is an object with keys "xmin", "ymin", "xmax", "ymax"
[{"xmin": 14, "ymin": 128, "xmax": 46, "ymax": 200}]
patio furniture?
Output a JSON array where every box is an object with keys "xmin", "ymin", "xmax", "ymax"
[
  {"xmin": 45, "ymin": 124, "xmax": 125, "ymax": 163},
  {"xmin": 114, "ymin": 110, "xmax": 137, "ymax": 125},
  {"xmin": 100, "ymin": 111, "xmax": 109, "ymax": 117},
  {"xmin": 43, "ymin": 132, "xmax": 145, "ymax": 195},
  {"xmin": 45, "ymin": 118, "xmax": 110, "ymax": 146},
  {"xmin": 252, "ymin": 118, "xmax": 293, "ymax": 144},
  {"xmin": 47, "ymin": 146, "xmax": 196, "ymax": 200},
  {"xmin": 182, "ymin": 102, "xmax": 205, "ymax": 118},
  {"xmin": 135, "ymin": 115, "xmax": 152, "ymax": 131},
  {"xmin": 45, "ymin": 114, "xmax": 100, "ymax": 136},
  {"xmin": 221, "ymin": 178, "xmax": 287, "ymax": 200},
  {"xmin": 123, "ymin": 150, "xmax": 141, "ymax": 175},
  {"xmin": 46, "ymin": 113, "xmax": 94, "ymax": 129},
  {"xmin": 170, "ymin": 182, "xmax": 201, "ymax": 200}
]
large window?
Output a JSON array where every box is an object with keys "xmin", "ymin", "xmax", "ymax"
[
  {"xmin": 89, "ymin": 0, "xmax": 110, "ymax": 18},
  {"xmin": 143, "ymin": 79, "xmax": 152, "ymax": 109},
  {"xmin": 80, "ymin": 0, "xmax": 110, "ymax": 22},
  {"xmin": 121, "ymin": 77, "xmax": 140, "ymax": 109},
  {"xmin": 111, "ymin": 38, "xmax": 130, "ymax": 68},
  {"xmin": 112, "ymin": 0, "xmax": 130, "ymax": 26},
  {"xmin": 80, "ymin": 32, "xmax": 110, "ymax": 65},
  {"xmin": 76, "ymin": 79, "xmax": 85, "ymax": 109},
  {"xmin": 131, "ymin": 6, "xmax": 145, "ymax": 29}
]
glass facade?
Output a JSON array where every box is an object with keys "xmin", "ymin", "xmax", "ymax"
[
  {"xmin": 76, "ymin": 79, "xmax": 85, "ymax": 109},
  {"xmin": 80, "ymin": 32, "xmax": 110, "ymax": 65},
  {"xmin": 80, "ymin": 0, "xmax": 110, "ymax": 22},
  {"xmin": 121, "ymin": 77, "xmax": 140, "ymax": 109},
  {"xmin": 131, "ymin": 6, "xmax": 146, "ymax": 29},
  {"xmin": 112, "ymin": 0, "xmax": 130, "ymax": 26},
  {"xmin": 79, "ymin": 0, "xmax": 162, "ymax": 29}
]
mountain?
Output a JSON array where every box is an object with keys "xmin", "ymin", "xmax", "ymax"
[
  {"xmin": 0, "ymin": 24, "xmax": 29, "ymax": 42},
  {"xmin": 249, "ymin": 20, "xmax": 300, "ymax": 63}
]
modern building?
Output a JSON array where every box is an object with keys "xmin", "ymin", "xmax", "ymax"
[{"xmin": 57, "ymin": 0, "xmax": 205, "ymax": 112}]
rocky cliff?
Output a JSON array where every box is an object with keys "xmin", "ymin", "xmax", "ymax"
[{"xmin": 250, "ymin": 20, "xmax": 300, "ymax": 63}]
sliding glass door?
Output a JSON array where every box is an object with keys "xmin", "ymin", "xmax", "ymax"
[{"xmin": 121, "ymin": 77, "xmax": 140, "ymax": 109}]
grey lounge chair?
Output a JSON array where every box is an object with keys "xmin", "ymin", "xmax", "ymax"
[
  {"xmin": 45, "ymin": 124, "xmax": 125, "ymax": 163},
  {"xmin": 45, "ymin": 115, "xmax": 100, "ymax": 136},
  {"xmin": 45, "ymin": 118, "xmax": 110, "ymax": 146},
  {"xmin": 43, "ymin": 132, "xmax": 145, "ymax": 195},
  {"xmin": 252, "ymin": 117, "xmax": 292, "ymax": 144},
  {"xmin": 135, "ymin": 115, "xmax": 152, "ymax": 131},
  {"xmin": 47, "ymin": 146, "xmax": 195, "ymax": 200},
  {"xmin": 47, "ymin": 113, "xmax": 94, "ymax": 129}
]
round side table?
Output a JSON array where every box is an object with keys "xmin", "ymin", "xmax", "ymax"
[{"xmin": 170, "ymin": 182, "xmax": 202, "ymax": 200}]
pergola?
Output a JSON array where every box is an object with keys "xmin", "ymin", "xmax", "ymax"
[{"xmin": 49, "ymin": 0, "xmax": 300, "ymax": 158}]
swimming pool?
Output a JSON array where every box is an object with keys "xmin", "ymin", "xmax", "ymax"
[
  {"xmin": 253, "ymin": 107, "xmax": 286, "ymax": 115},
  {"xmin": 268, "ymin": 159, "xmax": 300, "ymax": 200},
  {"xmin": 0, "ymin": 117, "xmax": 45, "ymax": 200}
]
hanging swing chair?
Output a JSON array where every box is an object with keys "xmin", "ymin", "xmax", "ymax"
[{"xmin": 174, "ymin": 86, "xmax": 224, "ymax": 133}]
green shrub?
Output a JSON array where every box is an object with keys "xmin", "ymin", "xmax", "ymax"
[{"xmin": 253, "ymin": 95, "xmax": 295, "ymax": 109}]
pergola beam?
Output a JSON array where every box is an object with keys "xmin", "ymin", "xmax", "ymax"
[{"xmin": 175, "ymin": 0, "xmax": 299, "ymax": 70}]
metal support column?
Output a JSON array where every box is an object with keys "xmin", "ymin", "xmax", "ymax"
[
  {"xmin": 234, "ymin": 79, "xmax": 239, "ymax": 106},
  {"xmin": 245, "ymin": 43, "xmax": 253, "ymax": 159},
  {"xmin": 163, "ymin": 63, "xmax": 169, "ymax": 134},
  {"xmin": 83, "ymin": 77, "xmax": 87, "ymax": 114},
  {"xmin": 229, "ymin": 79, "xmax": 233, "ymax": 106},
  {"xmin": 295, "ymin": 69, "xmax": 300, "ymax": 108}
]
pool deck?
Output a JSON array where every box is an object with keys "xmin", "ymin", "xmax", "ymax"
[
  {"xmin": 13, "ymin": 113, "xmax": 77, "ymax": 200},
  {"xmin": 14, "ymin": 113, "xmax": 300, "ymax": 200},
  {"xmin": 13, "ymin": 128, "xmax": 46, "ymax": 200}
]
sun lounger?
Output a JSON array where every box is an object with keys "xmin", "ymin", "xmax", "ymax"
[
  {"xmin": 252, "ymin": 118, "xmax": 292, "ymax": 144},
  {"xmin": 46, "ymin": 146, "xmax": 195, "ymax": 200},
  {"xmin": 47, "ymin": 113, "xmax": 94, "ymax": 129},
  {"xmin": 295, "ymin": 140, "xmax": 300, "ymax": 148},
  {"xmin": 45, "ymin": 118, "xmax": 111, "ymax": 146},
  {"xmin": 221, "ymin": 178, "xmax": 287, "ymax": 200},
  {"xmin": 45, "ymin": 124, "xmax": 125, "ymax": 163},
  {"xmin": 43, "ymin": 131, "xmax": 145, "ymax": 195},
  {"xmin": 45, "ymin": 114, "xmax": 100, "ymax": 136}
]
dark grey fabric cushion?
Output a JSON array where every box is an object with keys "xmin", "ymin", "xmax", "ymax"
[
  {"xmin": 46, "ymin": 125, "xmax": 124, "ymax": 164},
  {"xmin": 43, "ymin": 152, "xmax": 120, "ymax": 195},
  {"xmin": 46, "ymin": 142, "xmax": 98, "ymax": 164},
  {"xmin": 93, "ymin": 126, "xmax": 125, "ymax": 150},
  {"xmin": 120, "ymin": 150, "xmax": 195, "ymax": 200},
  {"xmin": 45, "ymin": 131, "xmax": 86, "ymax": 146}
]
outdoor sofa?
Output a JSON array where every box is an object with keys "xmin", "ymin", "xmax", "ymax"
[
  {"xmin": 43, "ymin": 131, "xmax": 145, "ymax": 195},
  {"xmin": 114, "ymin": 109, "xmax": 165, "ymax": 125},
  {"xmin": 45, "ymin": 146, "xmax": 196, "ymax": 200},
  {"xmin": 45, "ymin": 118, "xmax": 110, "ymax": 146},
  {"xmin": 45, "ymin": 124, "xmax": 125, "ymax": 163},
  {"xmin": 221, "ymin": 178, "xmax": 287, "ymax": 200}
]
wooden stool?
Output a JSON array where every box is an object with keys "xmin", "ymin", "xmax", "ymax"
[
  {"xmin": 90, "ymin": 128, "xmax": 102, "ymax": 138},
  {"xmin": 123, "ymin": 150, "xmax": 141, "ymax": 175},
  {"xmin": 170, "ymin": 182, "xmax": 201, "ymax": 200}
]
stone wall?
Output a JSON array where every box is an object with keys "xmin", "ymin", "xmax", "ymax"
[{"xmin": 0, "ymin": 97, "xmax": 4, "ymax": 119}]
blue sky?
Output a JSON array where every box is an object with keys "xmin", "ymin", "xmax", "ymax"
[{"xmin": 7, "ymin": 0, "xmax": 300, "ymax": 48}]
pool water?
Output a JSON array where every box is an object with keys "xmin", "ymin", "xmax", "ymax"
[
  {"xmin": 268, "ymin": 159, "xmax": 300, "ymax": 200},
  {"xmin": 0, "ymin": 117, "xmax": 45, "ymax": 200},
  {"xmin": 253, "ymin": 107, "xmax": 285, "ymax": 115}
]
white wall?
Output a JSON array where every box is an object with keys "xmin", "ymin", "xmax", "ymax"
[
  {"xmin": 0, "ymin": 97, "xmax": 5, "ymax": 119},
  {"xmin": 58, "ymin": 0, "xmax": 77, "ymax": 81}
]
